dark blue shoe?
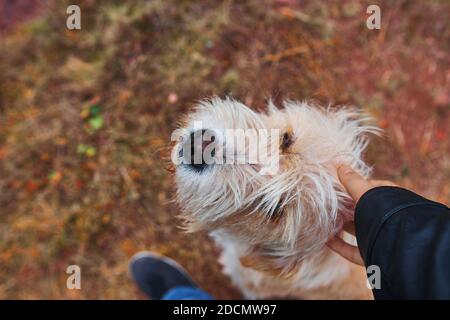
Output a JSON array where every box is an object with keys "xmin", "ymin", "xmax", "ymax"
[{"xmin": 129, "ymin": 251, "xmax": 197, "ymax": 299}]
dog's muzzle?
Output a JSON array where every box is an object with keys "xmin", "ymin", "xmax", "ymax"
[{"xmin": 180, "ymin": 129, "xmax": 216, "ymax": 172}]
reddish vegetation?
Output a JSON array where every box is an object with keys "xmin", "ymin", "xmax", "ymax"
[{"xmin": 0, "ymin": 0, "xmax": 46, "ymax": 33}]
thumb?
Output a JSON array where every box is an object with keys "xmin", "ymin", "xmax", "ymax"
[{"xmin": 337, "ymin": 165, "xmax": 372, "ymax": 203}]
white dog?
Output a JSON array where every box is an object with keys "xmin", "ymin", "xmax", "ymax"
[{"xmin": 173, "ymin": 97, "xmax": 378, "ymax": 299}]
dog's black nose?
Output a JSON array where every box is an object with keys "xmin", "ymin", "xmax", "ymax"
[{"xmin": 180, "ymin": 129, "xmax": 216, "ymax": 172}]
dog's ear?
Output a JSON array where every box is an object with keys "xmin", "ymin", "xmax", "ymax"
[{"xmin": 240, "ymin": 247, "xmax": 300, "ymax": 279}]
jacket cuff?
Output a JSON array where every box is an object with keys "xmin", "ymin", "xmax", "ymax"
[{"xmin": 354, "ymin": 186, "xmax": 430, "ymax": 264}]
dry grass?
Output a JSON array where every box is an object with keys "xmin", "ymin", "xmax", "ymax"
[{"xmin": 0, "ymin": 0, "xmax": 448, "ymax": 299}]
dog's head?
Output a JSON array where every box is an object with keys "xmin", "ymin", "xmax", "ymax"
[{"xmin": 173, "ymin": 97, "xmax": 377, "ymax": 276}]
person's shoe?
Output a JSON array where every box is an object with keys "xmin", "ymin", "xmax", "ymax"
[{"xmin": 129, "ymin": 251, "xmax": 197, "ymax": 299}]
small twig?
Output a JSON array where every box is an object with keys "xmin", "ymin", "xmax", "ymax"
[{"xmin": 262, "ymin": 45, "xmax": 309, "ymax": 63}]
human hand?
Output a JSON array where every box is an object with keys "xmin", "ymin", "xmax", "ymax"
[{"xmin": 327, "ymin": 165, "xmax": 397, "ymax": 266}]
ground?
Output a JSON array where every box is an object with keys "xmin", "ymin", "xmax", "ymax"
[{"xmin": 0, "ymin": 0, "xmax": 448, "ymax": 299}]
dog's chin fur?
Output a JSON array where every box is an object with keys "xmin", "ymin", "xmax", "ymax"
[{"xmin": 174, "ymin": 97, "xmax": 378, "ymax": 299}]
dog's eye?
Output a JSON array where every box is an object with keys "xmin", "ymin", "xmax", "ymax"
[
  {"xmin": 271, "ymin": 200, "xmax": 284, "ymax": 219},
  {"xmin": 280, "ymin": 130, "xmax": 294, "ymax": 151}
]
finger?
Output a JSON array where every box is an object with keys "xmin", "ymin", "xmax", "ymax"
[
  {"xmin": 370, "ymin": 180, "xmax": 398, "ymax": 188},
  {"xmin": 326, "ymin": 236, "xmax": 364, "ymax": 266},
  {"xmin": 343, "ymin": 222, "xmax": 355, "ymax": 236},
  {"xmin": 337, "ymin": 165, "xmax": 373, "ymax": 202}
]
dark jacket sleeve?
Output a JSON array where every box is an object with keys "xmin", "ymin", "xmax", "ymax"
[{"xmin": 355, "ymin": 186, "xmax": 450, "ymax": 299}]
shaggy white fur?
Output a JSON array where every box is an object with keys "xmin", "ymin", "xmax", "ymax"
[{"xmin": 174, "ymin": 97, "xmax": 379, "ymax": 299}]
